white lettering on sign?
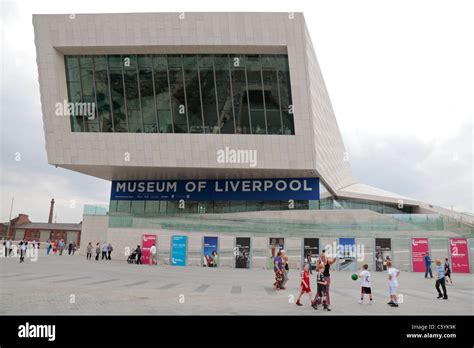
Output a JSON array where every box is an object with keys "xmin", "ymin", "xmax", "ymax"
[{"xmin": 114, "ymin": 179, "xmax": 316, "ymax": 195}]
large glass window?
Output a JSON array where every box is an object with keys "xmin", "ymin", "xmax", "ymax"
[
  {"xmin": 276, "ymin": 56, "xmax": 294, "ymax": 135},
  {"xmin": 123, "ymin": 55, "xmax": 143, "ymax": 133},
  {"xmin": 230, "ymin": 55, "xmax": 251, "ymax": 134},
  {"xmin": 262, "ymin": 55, "xmax": 283, "ymax": 134},
  {"xmin": 214, "ymin": 55, "xmax": 235, "ymax": 134},
  {"xmin": 79, "ymin": 57, "xmax": 100, "ymax": 132},
  {"xmin": 65, "ymin": 57, "xmax": 83, "ymax": 132},
  {"xmin": 93, "ymin": 56, "xmax": 113, "ymax": 132},
  {"xmin": 168, "ymin": 55, "xmax": 188, "ymax": 133},
  {"xmin": 65, "ymin": 54, "xmax": 295, "ymax": 135},
  {"xmin": 153, "ymin": 56, "xmax": 173, "ymax": 133},
  {"xmin": 246, "ymin": 55, "xmax": 266, "ymax": 134},
  {"xmin": 108, "ymin": 55, "xmax": 127, "ymax": 132},
  {"xmin": 138, "ymin": 56, "xmax": 157, "ymax": 133},
  {"xmin": 183, "ymin": 55, "xmax": 204, "ymax": 133},
  {"xmin": 199, "ymin": 55, "xmax": 219, "ymax": 133}
]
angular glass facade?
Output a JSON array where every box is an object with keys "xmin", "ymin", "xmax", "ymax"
[
  {"xmin": 64, "ymin": 54, "xmax": 294, "ymax": 135},
  {"xmin": 108, "ymin": 197, "xmax": 413, "ymax": 222}
]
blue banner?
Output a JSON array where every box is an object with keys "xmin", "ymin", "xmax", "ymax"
[
  {"xmin": 110, "ymin": 178, "xmax": 319, "ymax": 201},
  {"xmin": 171, "ymin": 236, "xmax": 187, "ymax": 266},
  {"xmin": 203, "ymin": 236, "xmax": 219, "ymax": 267}
]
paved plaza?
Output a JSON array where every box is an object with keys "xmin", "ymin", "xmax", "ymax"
[{"xmin": 0, "ymin": 253, "xmax": 472, "ymax": 315}]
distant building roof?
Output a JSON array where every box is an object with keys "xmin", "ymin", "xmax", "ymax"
[{"xmin": 13, "ymin": 222, "xmax": 82, "ymax": 230}]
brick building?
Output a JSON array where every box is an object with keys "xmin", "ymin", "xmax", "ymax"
[{"xmin": 1, "ymin": 199, "xmax": 82, "ymax": 246}]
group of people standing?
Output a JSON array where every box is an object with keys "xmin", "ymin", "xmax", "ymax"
[
  {"xmin": 295, "ymin": 251, "xmax": 336, "ymax": 311},
  {"xmin": 273, "ymin": 250, "xmax": 335, "ymax": 311},
  {"xmin": 291, "ymin": 250, "xmax": 455, "ymax": 313},
  {"xmin": 85, "ymin": 242, "xmax": 113, "ymax": 261},
  {"xmin": 45, "ymin": 239, "xmax": 67, "ymax": 255}
]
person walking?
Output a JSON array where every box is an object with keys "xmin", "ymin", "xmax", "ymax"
[
  {"xmin": 281, "ymin": 250, "xmax": 289, "ymax": 290},
  {"xmin": 86, "ymin": 242, "xmax": 93, "ymax": 260},
  {"xmin": 306, "ymin": 251, "xmax": 313, "ymax": 274},
  {"xmin": 444, "ymin": 258, "xmax": 453, "ymax": 284},
  {"xmin": 46, "ymin": 240, "xmax": 52, "ymax": 255},
  {"xmin": 435, "ymin": 259, "xmax": 448, "ymax": 299},
  {"xmin": 313, "ymin": 263, "xmax": 330, "ymax": 311},
  {"xmin": 68, "ymin": 241, "xmax": 73, "ymax": 255},
  {"xmin": 58, "ymin": 239, "xmax": 65, "ymax": 255},
  {"xmin": 136, "ymin": 246, "xmax": 142, "ymax": 264},
  {"xmin": 95, "ymin": 242, "xmax": 100, "ymax": 261},
  {"xmin": 107, "ymin": 243, "xmax": 113, "ymax": 260},
  {"xmin": 4, "ymin": 239, "xmax": 11, "ymax": 257},
  {"xmin": 272, "ymin": 250, "xmax": 284, "ymax": 290},
  {"xmin": 101, "ymin": 242, "xmax": 108, "ymax": 260},
  {"xmin": 8, "ymin": 239, "xmax": 13, "ymax": 256},
  {"xmin": 387, "ymin": 260, "xmax": 400, "ymax": 307},
  {"xmin": 424, "ymin": 252, "xmax": 433, "ymax": 278},
  {"xmin": 72, "ymin": 241, "xmax": 77, "ymax": 255},
  {"xmin": 149, "ymin": 243, "xmax": 157, "ymax": 265},
  {"xmin": 19, "ymin": 240, "xmax": 27, "ymax": 263},
  {"xmin": 315, "ymin": 251, "xmax": 336, "ymax": 307},
  {"xmin": 296, "ymin": 263, "xmax": 313, "ymax": 307}
]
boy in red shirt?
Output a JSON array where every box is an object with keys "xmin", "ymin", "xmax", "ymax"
[{"xmin": 296, "ymin": 263, "xmax": 313, "ymax": 306}]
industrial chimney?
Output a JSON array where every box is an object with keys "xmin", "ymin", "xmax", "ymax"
[{"xmin": 48, "ymin": 198, "xmax": 55, "ymax": 224}]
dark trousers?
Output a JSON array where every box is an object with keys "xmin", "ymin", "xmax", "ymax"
[
  {"xmin": 20, "ymin": 250, "xmax": 25, "ymax": 262},
  {"xmin": 137, "ymin": 255, "xmax": 142, "ymax": 264},
  {"xmin": 102, "ymin": 251, "xmax": 107, "ymax": 260},
  {"xmin": 87, "ymin": 252, "xmax": 92, "ymax": 260},
  {"xmin": 425, "ymin": 266, "xmax": 433, "ymax": 278},
  {"xmin": 436, "ymin": 277, "xmax": 447, "ymax": 298},
  {"xmin": 107, "ymin": 251, "xmax": 111, "ymax": 260},
  {"xmin": 95, "ymin": 252, "xmax": 99, "ymax": 261}
]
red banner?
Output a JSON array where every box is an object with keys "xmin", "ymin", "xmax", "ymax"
[
  {"xmin": 449, "ymin": 238, "xmax": 470, "ymax": 273},
  {"xmin": 411, "ymin": 238, "xmax": 429, "ymax": 272},
  {"xmin": 141, "ymin": 234, "xmax": 157, "ymax": 265}
]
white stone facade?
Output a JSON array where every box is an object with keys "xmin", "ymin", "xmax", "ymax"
[{"xmin": 33, "ymin": 12, "xmax": 354, "ymax": 194}]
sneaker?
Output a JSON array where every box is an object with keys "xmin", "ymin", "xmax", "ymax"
[
  {"xmin": 443, "ymin": 296, "xmax": 448, "ymax": 300},
  {"xmin": 296, "ymin": 302, "xmax": 302, "ymax": 306},
  {"xmin": 387, "ymin": 301, "xmax": 394, "ymax": 305},
  {"xmin": 390, "ymin": 303, "xmax": 399, "ymax": 307},
  {"xmin": 437, "ymin": 295, "xmax": 443, "ymax": 299},
  {"xmin": 324, "ymin": 306, "xmax": 331, "ymax": 311},
  {"xmin": 358, "ymin": 299, "xmax": 363, "ymax": 304},
  {"xmin": 368, "ymin": 300, "xmax": 373, "ymax": 305}
]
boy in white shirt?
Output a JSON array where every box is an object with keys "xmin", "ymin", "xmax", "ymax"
[
  {"xmin": 358, "ymin": 264, "xmax": 373, "ymax": 304},
  {"xmin": 386, "ymin": 260, "xmax": 400, "ymax": 307},
  {"xmin": 149, "ymin": 244, "xmax": 157, "ymax": 265}
]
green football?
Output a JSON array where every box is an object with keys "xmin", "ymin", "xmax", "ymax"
[{"xmin": 351, "ymin": 273, "xmax": 358, "ymax": 281}]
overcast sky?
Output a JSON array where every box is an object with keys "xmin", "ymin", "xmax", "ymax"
[{"xmin": 1, "ymin": 0, "xmax": 473, "ymax": 222}]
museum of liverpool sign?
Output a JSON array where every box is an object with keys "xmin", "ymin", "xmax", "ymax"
[{"xmin": 110, "ymin": 178, "xmax": 320, "ymax": 201}]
